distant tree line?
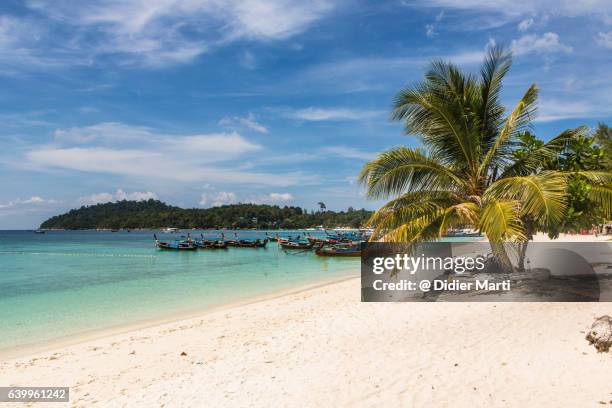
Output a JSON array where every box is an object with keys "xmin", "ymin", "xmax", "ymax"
[{"xmin": 40, "ymin": 200, "xmax": 373, "ymax": 230}]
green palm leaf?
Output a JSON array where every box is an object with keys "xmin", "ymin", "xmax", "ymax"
[
  {"xmin": 358, "ymin": 147, "xmax": 464, "ymax": 198},
  {"xmin": 486, "ymin": 172, "xmax": 567, "ymax": 226}
]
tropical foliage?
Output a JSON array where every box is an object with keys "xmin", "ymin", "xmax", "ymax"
[
  {"xmin": 359, "ymin": 47, "xmax": 612, "ymax": 269},
  {"xmin": 40, "ymin": 200, "xmax": 372, "ymax": 230},
  {"xmin": 594, "ymin": 122, "xmax": 612, "ymax": 169}
]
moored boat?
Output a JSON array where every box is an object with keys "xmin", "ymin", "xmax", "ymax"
[
  {"xmin": 280, "ymin": 240, "xmax": 314, "ymax": 250},
  {"xmin": 315, "ymin": 243, "xmax": 362, "ymax": 257},
  {"xmin": 194, "ymin": 241, "xmax": 228, "ymax": 249},
  {"xmin": 226, "ymin": 236, "xmax": 268, "ymax": 248},
  {"xmin": 266, "ymin": 233, "xmax": 280, "ymax": 242},
  {"xmin": 154, "ymin": 234, "xmax": 197, "ymax": 250}
]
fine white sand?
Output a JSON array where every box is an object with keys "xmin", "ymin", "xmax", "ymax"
[{"xmin": 1, "ymin": 276, "xmax": 611, "ymax": 407}]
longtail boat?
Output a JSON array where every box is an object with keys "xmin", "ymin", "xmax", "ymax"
[
  {"xmin": 154, "ymin": 234, "xmax": 197, "ymax": 251},
  {"xmin": 193, "ymin": 234, "xmax": 228, "ymax": 249},
  {"xmin": 226, "ymin": 235, "xmax": 268, "ymax": 248},
  {"xmin": 280, "ymin": 240, "xmax": 314, "ymax": 250},
  {"xmin": 266, "ymin": 233, "xmax": 280, "ymax": 242},
  {"xmin": 315, "ymin": 243, "xmax": 362, "ymax": 257},
  {"xmin": 306, "ymin": 233, "xmax": 337, "ymax": 245},
  {"xmin": 193, "ymin": 240, "xmax": 228, "ymax": 249}
]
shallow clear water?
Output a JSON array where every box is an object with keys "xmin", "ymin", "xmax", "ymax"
[{"xmin": 0, "ymin": 230, "xmax": 359, "ymax": 354}]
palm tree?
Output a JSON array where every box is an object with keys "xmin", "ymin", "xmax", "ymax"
[{"xmin": 359, "ymin": 47, "xmax": 570, "ymax": 271}]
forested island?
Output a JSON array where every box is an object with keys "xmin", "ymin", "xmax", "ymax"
[{"xmin": 40, "ymin": 200, "xmax": 373, "ymax": 230}]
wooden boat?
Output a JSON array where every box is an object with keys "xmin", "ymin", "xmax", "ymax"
[
  {"xmin": 324, "ymin": 230, "xmax": 367, "ymax": 242},
  {"xmin": 266, "ymin": 233, "xmax": 280, "ymax": 242},
  {"xmin": 315, "ymin": 243, "xmax": 362, "ymax": 257},
  {"xmin": 194, "ymin": 240, "xmax": 228, "ymax": 249},
  {"xmin": 34, "ymin": 229, "xmax": 46, "ymax": 234},
  {"xmin": 280, "ymin": 240, "xmax": 314, "ymax": 250},
  {"xmin": 277, "ymin": 235, "xmax": 301, "ymax": 245},
  {"xmin": 306, "ymin": 234, "xmax": 337, "ymax": 245},
  {"xmin": 227, "ymin": 238, "xmax": 268, "ymax": 248},
  {"xmin": 154, "ymin": 234, "xmax": 197, "ymax": 250},
  {"xmin": 192, "ymin": 234, "xmax": 228, "ymax": 249}
]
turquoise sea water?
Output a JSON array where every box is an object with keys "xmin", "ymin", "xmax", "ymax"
[{"xmin": 0, "ymin": 230, "xmax": 359, "ymax": 355}]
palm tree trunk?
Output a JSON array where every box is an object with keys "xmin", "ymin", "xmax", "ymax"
[
  {"xmin": 488, "ymin": 241, "xmax": 514, "ymax": 273},
  {"xmin": 517, "ymin": 241, "xmax": 528, "ymax": 271}
]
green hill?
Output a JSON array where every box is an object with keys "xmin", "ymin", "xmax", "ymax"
[{"xmin": 40, "ymin": 199, "xmax": 372, "ymax": 230}]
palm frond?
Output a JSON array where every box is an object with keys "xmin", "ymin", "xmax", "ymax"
[
  {"xmin": 588, "ymin": 185, "xmax": 612, "ymax": 218},
  {"xmin": 479, "ymin": 198, "xmax": 525, "ymax": 241},
  {"xmin": 480, "ymin": 84, "xmax": 538, "ymax": 177},
  {"xmin": 437, "ymin": 202, "xmax": 480, "ymax": 235},
  {"xmin": 358, "ymin": 147, "xmax": 464, "ymax": 198},
  {"xmin": 391, "ymin": 61, "xmax": 482, "ymax": 171},
  {"xmin": 486, "ymin": 172, "xmax": 567, "ymax": 226},
  {"xmin": 575, "ymin": 170, "xmax": 612, "ymax": 184},
  {"xmin": 479, "ymin": 46, "xmax": 511, "ymax": 150}
]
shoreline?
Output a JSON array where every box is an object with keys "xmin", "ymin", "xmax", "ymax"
[
  {"xmin": 1, "ymin": 275, "xmax": 610, "ymax": 407},
  {"xmin": 0, "ymin": 272, "xmax": 359, "ymax": 362}
]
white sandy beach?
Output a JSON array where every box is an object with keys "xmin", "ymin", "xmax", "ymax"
[{"xmin": 1, "ymin": 275, "xmax": 611, "ymax": 407}]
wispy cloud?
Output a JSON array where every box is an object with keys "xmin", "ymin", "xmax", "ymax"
[
  {"xmin": 596, "ymin": 31, "xmax": 612, "ymax": 49},
  {"xmin": 0, "ymin": 196, "xmax": 61, "ymax": 220},
  {"xmin": 199, "ymin": 191, "xmax": 238, "ymax": 207},
  {"xmin": 320, "ymin": 146, "xmax": 375, "ymax": 161},
  {"xmin": 287, "ymin": 107, "xmax": 384, "ymax": 121},
  {"xmin": 511, "ymin": 32, "xmax": 572, "ymax": 56},
  {"xmin": 0, "ymin": 196, "xmax": 58, "ymax": 210},
  {"xmin": 403, "ymin": 0, "xmax": 612, "ymax": 17},
  {"xmin": 15, "ymin": 0, "xmax": 336, "ymax": 68},
  {"xmin": 219, "ymin": 113, "xmax": 268, "ymax": 134},
  {"xmin": 24, "ymin": 122, "xmax": 312, "ymax": 186},
  {"xmin": 199, "ymin": 191, "xmax": 294, "ymax": 207},
  {"xmin": 537, "ymin": 99, "xmax": 602, "ymax": 122},
  {"xmin": 79, "ymin": 189, "xmax": 158, "ymax": 205},
  {"xmin": 517, "ymin": 18, "xmax": 534, "ymax": 31},
  {"xmin": 425, "ymin": 10, "xmax": 444, "ymax": 38},
  {"xmin": 292, "ymin": 49, "xmax": 485, "ymax": 94}
]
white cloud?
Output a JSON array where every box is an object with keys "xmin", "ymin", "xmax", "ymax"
[
  {"xmin": 259, "ymin": 192, "xmax": 294, "ymax": 203},
  {"xmin": 199, "ymin": 191, "xmax": 238, "ymax": 207},
  {"xmin": 53, "ymin": 122, "xmax": 153, "ymax": 143},
  {"xmin": 0, "ymin": 15, "xmax": 67, "ymax": 72},
  {"xmin": 425, "ymin": 24, "xmax": 436, "ymax": 38},
  {"xmin": 79, "ymin": 189, "xmax": 158, "ymax": 205},
  {"xmin": 288, "ymin": 107, "xmax": 383, "ymax": 121},
  {"xmin": 595, "ymin": 31, "xmax": 612, "ymax": 49},
  {"xmin": 0, "ymin": 196, "xmax": 58, "ymax": 210},
  {"xmin": 295, "ymin": 49, "xmax": 485, "ymax": 94},
  {"xmin": 404, "ymin": 0, "xmax": 612, "ymax": 17},
  {"xmin": 240, "ymin": 50, "xmax": 257, "ymax": 69},
  {"xmin": 511, "ymin": 32, "xmax": 572, "ymax": 56},
  {"xmin": 219, "ymin": 113, "xmax": 268, "ymax": 134},
  {"xmin": 320, "ymin": 146, "xmax": 375, "ymax": 161},
  {"xmin": 199, "ymin": 191, "xmax": 294, "ymax": 206},
  {"xmin": 25, "ymin": 123, "xmax": 311, "ymax": 186},
  {"xmin": 425, "ymin": 10, "xmax": 443, "ymax": 38},
  {"xmin": 19, "ymin": 0, "xmax": 335, "ymax": 67},
  {"xmin": 517, "ymin": 18, "xmax": 534, "ymax": 31},
  {"xmin": 536, "ymin": 99, "xmax": 594, "ymax": 122}
]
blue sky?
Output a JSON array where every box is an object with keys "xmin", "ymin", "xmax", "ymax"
[{"xmin": 1, "ymin": 0, "xmax": 612, "ymax": 228}]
